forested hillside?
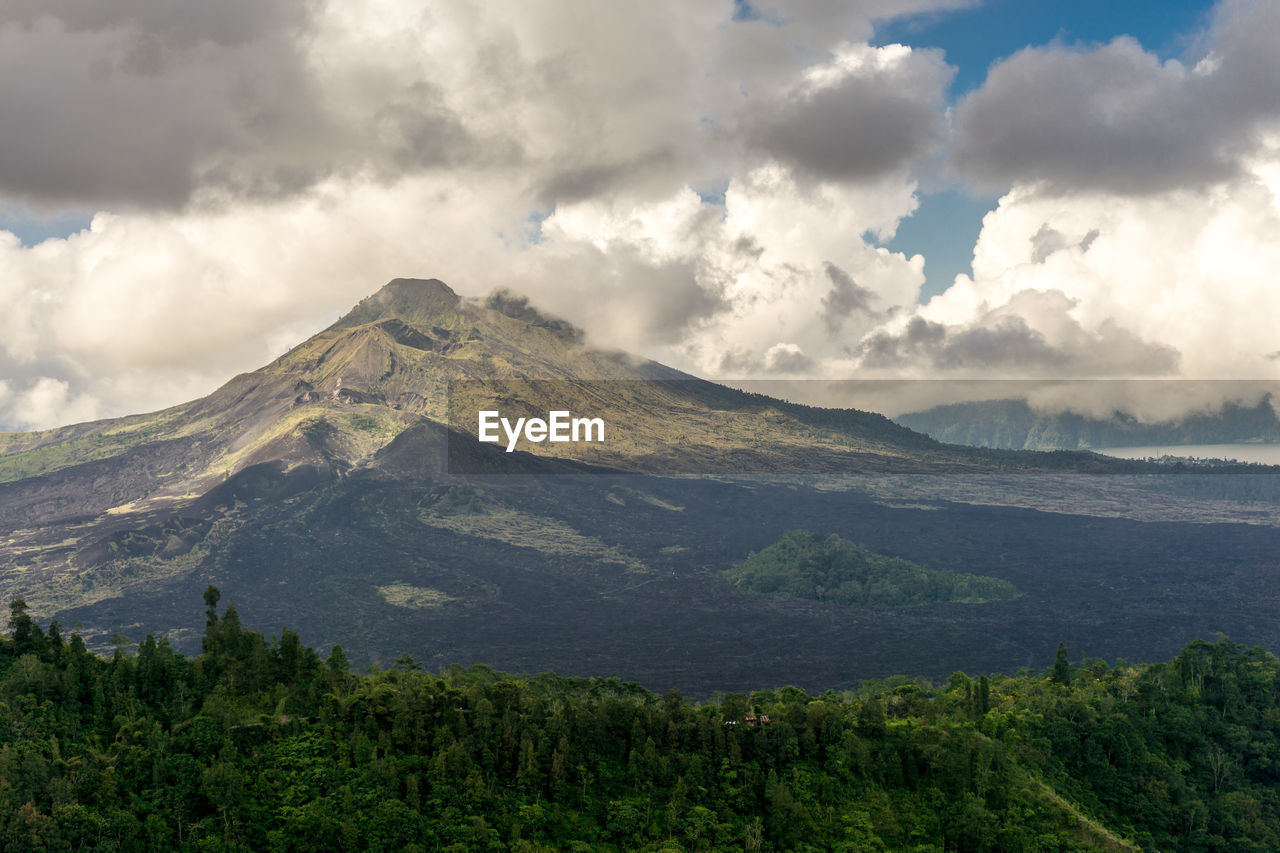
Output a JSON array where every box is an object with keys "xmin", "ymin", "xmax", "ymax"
[{"xmin": 3, "ymin": 591, "xmax": 1280, "ymax": 851}]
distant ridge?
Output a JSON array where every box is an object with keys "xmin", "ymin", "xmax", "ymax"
[{"xmin": 897, "ymin": 395, "xmax": 1280, "ymax": 450}]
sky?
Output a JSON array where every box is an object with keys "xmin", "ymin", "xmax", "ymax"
[{"xmin": 2, "ymin": 0, "xmax": 1279, "ymax": 430}]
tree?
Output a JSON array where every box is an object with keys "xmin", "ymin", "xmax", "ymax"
[
  {"xmin": 202, "ymin": 585, "xmax": 222, "ymax": 655},
  {"xmin": 7, "ymin": 599, "xmax": 42, "ymax": 657},
  {"xmin": 857, "ymin": 698, "xmax": 887, "ymax": 738},
  {"xmin": 204, "ymin": 585, "xmax": 221, "ymax": 623},
  {"xmin": 977, "ymin": 675, "xmax": 991, "ymax": 715},
  {"xmin": 278, "ymin": 628, "xmax": 303, "ymax": 681},
  {"xmin": 721, "ymin": 693, "xmax": 748, "ymax": 723},
  {"xmin": 1052, "ymin": 643, "xmax": 1072, "ymax": 686}
]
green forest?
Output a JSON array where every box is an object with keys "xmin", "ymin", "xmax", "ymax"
[
  {"xmin": 725, "ymin": 530, "xmax": 1017, "ymax": 608},
  {"xmin": 3, "ymin": 591, "xmax": 1280, "ymax": 851}
]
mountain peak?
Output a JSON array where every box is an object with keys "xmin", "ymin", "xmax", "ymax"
[{"xmin": 331, "ymin": 278, "xmax": 461, "ymax": 330}]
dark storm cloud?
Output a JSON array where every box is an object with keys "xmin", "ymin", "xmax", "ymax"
[
  {"xmin": 821, "ymin": 262, "xmax": 875, "ymax": 333},
  {"xmin": 743, "ymin": 47, "xmax": 952, "ymax": 182},
  {"xmin": 953, "ymin": 0, "xmax": 1280, "ymax": 195}
]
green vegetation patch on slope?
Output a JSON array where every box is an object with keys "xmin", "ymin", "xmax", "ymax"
[
  {"xmin": 422, "ymin": 487, "xmax": 645, "ymax": 571},
  {"xmin": 727, "ymin": 529, "xmax": 1016, "ymax": 608},
  {"xmin": 376, "ymin": 582, "xmax": 455, "ymax": 609},
  {"xmin": 0, "ymin": 412, "xmax": 182, "ymax": 484}
]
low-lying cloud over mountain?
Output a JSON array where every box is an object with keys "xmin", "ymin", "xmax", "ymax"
[{"xmin": 1, "ymin": 0, "xmax": 1278, "ymax": 429}]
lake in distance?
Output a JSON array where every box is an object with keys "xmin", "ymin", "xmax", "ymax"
[{"xmin": 1094, "ymin": 444, "xmax": 1280, "ymax": 465}]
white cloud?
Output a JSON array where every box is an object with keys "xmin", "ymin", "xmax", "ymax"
[
  {"xmin": 0, "ymin": 0, "xmax": 959, "ymax": 428},
  {"xmin": 4, "ymin": 378, "xmax": 99, "ymax": 430},
  {"xmin": 906, "ymin": 156, "xmax": 1280, "ymax": 380},
  {"xmin": 843, "ymin": 0, "xmax": 1280, "ymax": 392},
  {"xmin": 3, "ymin": 0, "xmax": 1280, "ymax": 431},
  {"xmin": 0, "ymin": 174, "xmax": 531, "ymax": 427},
  {"xmin": 0, "ymin": 162, "xmax": 934, "ymax": 428},
  {"xmin": 858, "ymin": 289, "xmax": 1179, "ymax": 377},
  {"xmin": 519, "ymin": 164, "xmax": 927, "ymax": 374}
]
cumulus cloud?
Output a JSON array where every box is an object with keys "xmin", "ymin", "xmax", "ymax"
[
  {"xmin": 906, "ymin": 152, "xmax": 1280, "ymax": 382},
  {"xmin": 858, "ymin": 290, "xmax": 1179, "ymax": 376},
  {"xmin": 953, "ymin": 0, "xmax": 1280, "ymax": 195},
  {"xmin": 3, "ymin": 0, "xmax": 1280, "ymax": 431},
  {"xmin": 501, "ymin": 165, "xmax": 927, "ymax": 374},
  {"xmin": 0, "ymin": 0, "xmax": 969, "ymax": 428},
  {"xmin": 856, "ymin": 0, "xmax": 1280, "ymax": 394},
  {"xmin": 2, "ymin": 377, "xmax": 99, "ymax": 430},
  {"xmin": 0, "ymin": 165, "xmax": 929, "ymax": 429},
  {"xmin": 0, "ymin": 0, "xmax": 960, "ymax": 214},
  {"xmin": 742, "ymin": 43, "xmax": 953, "ymax": 183}
]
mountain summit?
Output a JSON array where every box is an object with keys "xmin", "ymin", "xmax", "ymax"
[{"xmin": 331, "ymin": 277, "xmax": 463, "ymax": 329}]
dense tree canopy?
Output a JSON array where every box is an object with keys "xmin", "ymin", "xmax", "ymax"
[{"xmin": 1, "ymin": 590, "xmax": 1279, "ymax": 850}]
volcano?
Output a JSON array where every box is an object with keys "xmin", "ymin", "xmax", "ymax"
[{"xmin": 5, "ymin": 278, "xmax": 1269, "ymax": 695}]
